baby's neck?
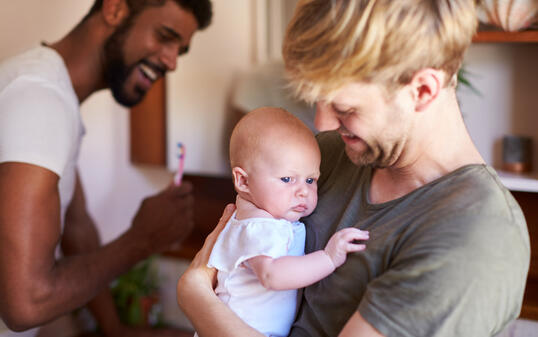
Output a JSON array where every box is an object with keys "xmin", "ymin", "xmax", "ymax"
[{"xmin": 235, "ymin": 195, "xmax": 274, "ymax": 220}]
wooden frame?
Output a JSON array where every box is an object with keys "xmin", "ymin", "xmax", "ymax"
[
  {"xmin": 473, "ymin": 24, "xmax": 538, "ymax": 43},
  {"xmin": 513, "ymin": 192, "xmax": 538, "ymax": 320},
  {"xmin": 474, "ymin": 30, "xmax": 538, "ymax": 43},
  {"xmin": 129, "ymin": 78, "xmax": 167, "ymax": 166}
]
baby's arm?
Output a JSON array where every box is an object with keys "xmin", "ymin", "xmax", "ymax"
[{"xmin": 247, "ymin": 227, "xmax": 368, "ymax": 291}]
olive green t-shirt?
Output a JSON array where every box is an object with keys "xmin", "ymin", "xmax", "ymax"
[{"xmin": 290, "ymin": 132, "xmax": 530, "ymax": 337}]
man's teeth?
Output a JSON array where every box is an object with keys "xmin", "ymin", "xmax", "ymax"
[{"xmin": 139, "ymin": 64, "xmax": 157, "ymax": 81}]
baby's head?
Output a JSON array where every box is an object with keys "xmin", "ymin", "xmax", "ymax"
[{"xmin": 230, "ymin": 107, "xmax": 321, "ymax": 222}]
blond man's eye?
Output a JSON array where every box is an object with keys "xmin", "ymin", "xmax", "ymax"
[{"xmin": 280, "ymin": 177, "xmax": 291, "ymax": 183}]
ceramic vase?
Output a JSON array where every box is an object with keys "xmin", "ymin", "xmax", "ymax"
[{"xmin": 477, "ymin": 0, "xmax": 538, "ymax": 31}]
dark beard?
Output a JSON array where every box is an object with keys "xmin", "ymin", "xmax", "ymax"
[{"xmin": 103, "ymin": 17, "xmax": 145, "ymax": 107}]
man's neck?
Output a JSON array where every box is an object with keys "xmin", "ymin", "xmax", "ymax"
[
  {"xmin": 369, "ymin": 90, "xmax": 485, "ymax": 204},
  {"xmin": 48, "ymin": 17, "xmax": 111, "ymax": 104}
]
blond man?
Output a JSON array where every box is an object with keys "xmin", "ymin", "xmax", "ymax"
[{"xmin": 177, "ymin": 1, "xmax": 530, "ymax": 336}]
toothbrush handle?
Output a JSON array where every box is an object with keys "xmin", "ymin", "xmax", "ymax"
[
  {"xmin": 174, "ymin": 144, "xmax": 185, "ymax": 186},
  {"xmin": 174, "ymin": 158, "xmax": 184, "ymax": 186}
]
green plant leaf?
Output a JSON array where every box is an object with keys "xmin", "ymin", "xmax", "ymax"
[
  {"xmin": 109, "ymin": 255, "xmax": 161, "ymax": 327},
  {"xmin": 457, "ymin": 67, "xmax": 481, "ymax": 96},
  {"xmin": 127, "ymin": 296, "xmax": 143, "ymax": 326}
]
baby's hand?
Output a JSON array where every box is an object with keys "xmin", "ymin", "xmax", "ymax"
[{"xmin": 324, "ymin": 228, "xmax": 369, "ymax": 268}]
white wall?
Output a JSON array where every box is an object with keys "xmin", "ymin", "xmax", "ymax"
[
  {"xmin": 459, "ymin": 43, "xmax": 538, "ymax": 170},
  {"xmin": 167, "ymin": 0, "xmax": 252, "ymax": 176},
  {"xmin": 0, "ymin": 1, "xmax": 93, "ymax": 59}
]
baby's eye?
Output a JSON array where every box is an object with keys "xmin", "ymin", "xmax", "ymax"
[
  {"xmin": 306, "ymin": 178, "xmax": 315, "ymax": 184},
  {"xmin": 280, "ymin": 177, "xmax": 291, "ymax": 183}
]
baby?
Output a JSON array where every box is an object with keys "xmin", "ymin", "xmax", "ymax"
[{"xmin": 206, "ymin": 107, "xmax": 369, "ymax": 337}]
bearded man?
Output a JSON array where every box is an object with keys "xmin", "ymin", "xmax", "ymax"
[{"xmin": 0, "ymin": 1, "xmax": 211, "ymax": 336}]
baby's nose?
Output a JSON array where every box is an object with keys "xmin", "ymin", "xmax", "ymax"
[{"xmin": 296, "ymin": 185, "xmax": 308, "ymax": 197}]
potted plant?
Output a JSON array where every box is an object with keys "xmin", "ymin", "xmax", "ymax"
[{"xmin": 110, "ymin": 255, "xmax": 163, "ymax": 327}]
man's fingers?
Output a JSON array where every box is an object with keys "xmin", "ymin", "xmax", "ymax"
[
  {"xmin": 201, "ymin": 204, "xmax": 235, "ymax": 252},
  {"xmin": 217, "ymin": 203, "xmax": 235, "ymax": 229},
  {"xmin": 176, "ymin": 205, "xmax": 235, "ymax": 309}
]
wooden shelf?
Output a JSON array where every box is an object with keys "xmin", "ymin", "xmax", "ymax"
[
  {"xmin": 473, "ymin": 28, "xmax": 538, "ymax": 43},
  {"xmin": 163, "ymin": 174, "xmax": 235, "ymax": 260},
  {"xmin": 498, "ymin": 170, "xmax": 538, "ymax": 193},
  {"xmin": 522, "ymin": 278, "xmax": 538, "ymax": 320},
  {"xmin": 512, "ymin": 192, "xmax": 538, "ymax": 321}
]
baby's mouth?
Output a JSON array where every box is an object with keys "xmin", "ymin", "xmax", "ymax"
[{"xmin": 293, "ymin": 204, "xmax": 307, "ymax": 212}]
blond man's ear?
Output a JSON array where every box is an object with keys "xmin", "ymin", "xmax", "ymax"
[
  {"xmin": 410, "ymin": 68, "xmax": 444, "ymax": 112},
  {"xmin": 232, "ymin": 167, "xmax": 250, "ymax": 194}
]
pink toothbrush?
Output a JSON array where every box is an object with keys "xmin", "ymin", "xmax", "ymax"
[{"xmin": 174, "ymin": 142, "xmax": 185, "ymax": 186}]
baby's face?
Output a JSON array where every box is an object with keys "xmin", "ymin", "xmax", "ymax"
[{"xmin": 247, "ymin": 139, "xmax": 321, "ymax": 222}]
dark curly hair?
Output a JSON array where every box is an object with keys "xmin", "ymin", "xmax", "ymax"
[{"xmin": 85, "ymin": 0, "xmax": 212, "ymax": 29}]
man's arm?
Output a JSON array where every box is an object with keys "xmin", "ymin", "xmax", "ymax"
[
  {"xmin": 0, "ymin": 162, "xmax": 194, "ymax": 331},
  {"xmin": 177, "ymin": 204, "xmax": 264, "ymax": 337},
  {"xmin": 62, "ymin": 173, "xmax": 188, "ymax": 337},
  {"xmin": 247, "ymin": 227, "xmax": 368, "ymax": 290},
  {"xmin": 61, "ymin": 172, "xmax": 125, "ymax": 336},
  {"xmin": 62, "ymin": 173, "xmax": 155, "ymax": 336}
]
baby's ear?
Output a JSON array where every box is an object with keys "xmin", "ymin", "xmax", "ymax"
[{"xmin": 232, "ymin": 167, "xmax": 249, "ymax": 193}]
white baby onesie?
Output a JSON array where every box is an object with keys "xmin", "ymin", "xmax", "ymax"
[{"xmin": 207, "ymin": 212, "xmax": 306, "ymax": 337}]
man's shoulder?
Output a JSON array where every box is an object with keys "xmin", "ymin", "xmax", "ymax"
[
  {"xmin": 0, "ymin": 47, "xmax": 79, "ymax": 114},
  {"xmin": 0, "ymin": 46, "xmax": 71, "ymax": 94},
  {"xmin": 412, "ymin": 165, "xmax": 529, "ymax": 251},
  {"xmin": 427, "ymin": 165, "xmax": 523, "ymax": 220}
]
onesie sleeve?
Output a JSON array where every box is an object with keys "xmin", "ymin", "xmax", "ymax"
[
  {"xmin": 208, "ymin": 219, "xmax": 294, "ymax": 272},
  {"xmin": 0, "ymin": 78, "xmax": 77, "ymax": 176}
]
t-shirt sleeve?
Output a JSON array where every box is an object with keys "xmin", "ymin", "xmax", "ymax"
[
  {"xmin": 358, "ymin": 210, "xmax": 529, "ymax": 337},
  {"xmin": 208, "ymin": 219, "xmax": 293, "ymax": 272},
  {"xmin": 0, "ymin": 79, "xmax": 76, "ymax": 176}
]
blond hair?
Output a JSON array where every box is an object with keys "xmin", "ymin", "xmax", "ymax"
[
  {"xmin": 283, "ymin": 0, "xmax": 478, "ymax": 103},
  {"xmin": 229, "ymin": 107, "xmax": 316, "ymax": 170}
]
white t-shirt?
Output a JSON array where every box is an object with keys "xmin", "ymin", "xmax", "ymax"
[
  {"xmin": 0, "ymin": 46, "xmax": 84, "ymax": 336},
  {"xmin": 208, "ymin": 212, "xmax": 306, "ymax": 337}
]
